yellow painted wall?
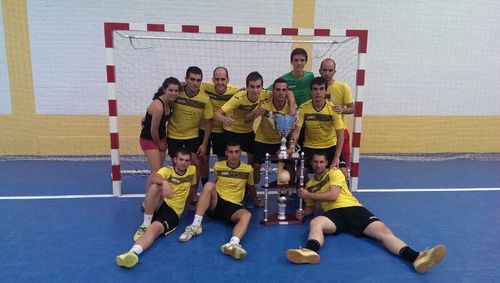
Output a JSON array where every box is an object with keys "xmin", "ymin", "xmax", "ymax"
[{"xmin": 1, "ymin": 0, "xmax": 499, "ymax": 156}]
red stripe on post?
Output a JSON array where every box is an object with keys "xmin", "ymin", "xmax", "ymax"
[
  {"xmin": 106, "ymin": 65, "xmax": 115, "ymax": 83},
  {"xmin": 314, "ymin": 29, "xmax": 330, "ymax": 36},
  {"xmin": 108, "ymin": 100, "xmax": 117, "ymax": 116},
  {"xmin": 147, "ymin": 24, "xmax": 165, "ymax": 32},
  {"xmin": 112, "ymin": 165, "xmax": 121, "ymax": 181},
  {"xmin": 216, "ymin": 26, "xmax": 233, "ymax": 34},
  {"xmin": 249, "ymin": 27, "xmax": 266, "ymax": 35},
  {"xmin": 110, "ymin": 133, "xmax": 119, "ymax": 149},
  {"xmin": 350, "ymin": 163, "xmax": 359, "ymax": 177},
  {"xmin": 352, "ymin": 132, "xmax": 361, "ymax": 148},
  {"xmin": 104, "ymin": 22, "xmax": 129, "ymax": 48},
  {"xmin": 356, "ymin": 69, "xmax": 365, "ymax": 86},
  {"xmin": 282, "ymin": 28, "xmax": 298, "ymax": 36},
  {"xmin": 346, "ymin": 29, "xmax": 368, "ymax": 53},
  {"xmin": 354, "ymin": 101, "xmax": 363, "ymax": 117},
  {"xmin": 182, "ymin": 25, "xmax": 199, "ymax": 33}
]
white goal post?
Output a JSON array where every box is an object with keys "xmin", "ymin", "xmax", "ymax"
[{"xmin": 104, "ymin": 23, "xmax": 367, "ymax": 196}]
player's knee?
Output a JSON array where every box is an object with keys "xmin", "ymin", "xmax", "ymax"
[
  {"xmin": 309, "ymin": 217, "xmax": 323, "ymax": 229},
  {"xmin": 149, "ymin": 221, "xmax": 165, "ymax": 235}
]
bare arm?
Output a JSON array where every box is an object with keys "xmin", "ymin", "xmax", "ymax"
[
  {"xmin": 331, "ymin": 128, "xmax": 344, "ymax": 168},
  {"xmin": 297, "ymin": 185, "xmax": 340, "ymax": 202},
  {"xmin": 286, "ymin": 90, "xmax": 297, "ymax": 115},
  {"xmin": 214, "ymin": 109, "xmax": 234, "ymax": 127},
  {"xmin": 333, "ymin": 102, "xmax": 354, "ymax": 115},
  {"xmin": 149, "ymin": 101, "xmax": 163, "ymax": 147},
  {"xmin": 197, "ymin": 119, "xmax": 213, "ymax": 156},
  {"xmin": 244, "ymin": 105, "xmax": 267, "ymax": 123}
]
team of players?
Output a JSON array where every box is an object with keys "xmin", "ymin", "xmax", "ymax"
[{"xmin": 117, "ymin": 49, "xmax": 446, "ymax": 273}]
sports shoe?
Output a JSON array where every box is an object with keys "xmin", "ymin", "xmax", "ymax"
[
  {"xmin": 413, "ymin": 244, "xmax": 447, "ymax": 273},
  {"xmin": 286, "ymin": 248, "xmax": 320, "ymax": 264},
  {"xmin": 133, "ymin": 225, "xmax": 147, "ymax": 241},
  {"xmin": 116, "ymin": 252, "xmax": 139, "ymax": 268},
  {"xmin": 221, "ymin": 242, "xmax": 247, "ymax": 260},
  {"xmin": 178, "ymin": 225, "xmax": 202, "ymax": 242}
]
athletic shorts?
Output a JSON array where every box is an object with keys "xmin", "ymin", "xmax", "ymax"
[
  {"xmin": 206, "ymin": 193, "xmax": 244, "ymax": 224},
  {"xmin": 342, "ymin": 128, "xmax": 351, "ymax": 168},
  {"xmin": 253, "ymin": 141, "xmax": 280, "ymax": 164},
  {"xmin": 140, "ymin": 137, "xmax": 167, "ymax": 151},
  {"xmin": 151, "ymin": 201, "xmax": 180, "ymax": 236},
  {"xmin": 199, "ymin": 130, "xmax": 226, "ymax": 157},
  {"xmin": 167, "ymin": 136, "xmax": 201, "ymax": 159},
  {"xmin": 303, "ymin": 145, "xmax": 346, "ymax": 172},
  {"xmin": 223, "ymin": 130, "xmax": 255, "ymax": 154},
  {"xmin": 322, "ymin": 206, "xmax": 380, "ymax": 236}
]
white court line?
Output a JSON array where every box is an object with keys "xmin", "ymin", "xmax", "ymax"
[{"xmin": 0, "ymin": 187, "xmax": 499, "ymax": 200}]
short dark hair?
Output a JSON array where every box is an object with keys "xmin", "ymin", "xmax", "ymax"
[
  {"xmin": 186, "ymin": 66, "xmax": 203, "ymax": 79},
  {"xmin": 272, "ymin": 78, "xmax": 288, "ymax": 90},
  {"xmin": 312, "ymin": 151, "xmax": 328, "ymax": 161},
  {"xmin": 290, "ymin": 48, "xmax": 308, "ymax": 62},
  {"xmin": 245, "ymin": 71, "xmax": 263, "ymax": 87},
  {"xmin": 226, "ymin": 141, "xmax": 241, "ymax": 149},
  {"xmin": 175, "ymin": 148, "xmax": 192, "ymax": 159},
  {"xmin": 311, "ymin": 76, "xmax": 328, "ymax": 90}
]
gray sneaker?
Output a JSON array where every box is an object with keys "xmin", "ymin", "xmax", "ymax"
[
  {"xmin": 221, "ymin": 242, "xmax": 247, "ymax": 260},
  {"xmin": 178, "ymin": 225, "xmax": 202, "ymax": 242}
]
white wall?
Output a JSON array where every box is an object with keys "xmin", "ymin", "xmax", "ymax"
[
  {"xmin": 316, "ymin": 0, "xmax": 500, "ymax": 115},
  {"xmin": 0, "ymin": 3, "xmax": 12, "ymax": 114},
  {"xmin": 25, "ymin": 0, "xmax": 500, "ymax": 115}
]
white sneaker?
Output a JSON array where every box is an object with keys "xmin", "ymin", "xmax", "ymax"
[
  {"xmin": 178, "ymin": 225, "xmax": 202, "ymax": 242},
  {"xmin": 221, "ymin": 242, "xmax": 247, "ymax": 260}
]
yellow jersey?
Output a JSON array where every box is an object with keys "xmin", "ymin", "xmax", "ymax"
[
  {"xmin": 213, "ymin": 160, "xmax": 254, "ymax": 205},
  {"xmin": 156, "ymin": 165, "xmax": 197, "ymax": 216},
  {"xmin": 305, "ymin": 168, "xmax": 362, "ymax": 211},
  {"xmin": 200, "ymin": 82, "xmax": 240, "ymax": 133},
  {"xmin": 220, "ymin": 90, "xmax": 272, "ymax": 133},
  {"xmin": 326, "ymin": 80, "xmax": 353, "ymax": 125},
  {"xmin": 167, "ymin": 89, "xmax": 213, "ymax": 139},
  {"xmin": 297, "ymin": 100, "xmax": 344, "ymax": 148}
]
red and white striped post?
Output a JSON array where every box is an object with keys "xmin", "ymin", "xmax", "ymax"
[{"xmin": 104, "ymin": 23, "xmax": 367, "ymax": 195}]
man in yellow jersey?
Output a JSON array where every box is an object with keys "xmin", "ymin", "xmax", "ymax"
[
  {"xmin": 285, "ymin": 152, "xmax": 447, "ymax": 273},
  {"xmin": 290, "ymin": 77, "xmax": 345, "ymax": 173},
  {"xmin": 167, "ymin": 66, "xmax": 213, "ymax": 208},
  {"xmin": 245, "ymin": 78, "xmax": 294, "ymax": 185},
  {"xmin": 198, "ymin": 66, "xmax": 240, "ymax": 187},
  {"xmin": 320, "ymin": 58, "xmax": 354, "ymax": 181},
  {"xmin": 116, "ymin": 148, "xmax": 196, "ymax": 268},
  {"xmin": 178, "ymin": 142, "xmax": 257, "ymax": 260}
]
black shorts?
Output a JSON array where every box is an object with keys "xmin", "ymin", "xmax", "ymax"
[
  {"xmin": 167, "ymin": 136, "xmax": 201, "ymax": 159},
  {"xmin": 322, "ymin": 206, "xmax": 380, "ymax": 236},
  {"xmin": 199, "ymin": 130, "xmax": 226, "ymax": 157},
  {"xmin": 303, "ymin": 145, "xmax": 346, "ymax": 172},
  {"xmin": 206, "ymin": 193, "xmax": 244, "ymax": 224},
  {"xmin": 223, "ymin": 130, "xmax": 255, "ymax": 155},
  {"xmin": 151, "ymin": 201, "xmax": 180, "ymax": 236},
  {"xmin": 253, "ymin": 141, "xmax": 280, "ymax": 164}
]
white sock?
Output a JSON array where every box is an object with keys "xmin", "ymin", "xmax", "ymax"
[
  {"xmin": 130, "ymin": 244, "xmax": 143, "ymax": 255},
  {"xmin": 192, "ymin": 214, "xmax": 203, "ymax": 226},
  {"xmin": 142, "ymin": 214, "xmax": 153, "ymax": 227},
  {"xmin": 230, "ymin": 236, "xmax": 240, "ymax": 245}
]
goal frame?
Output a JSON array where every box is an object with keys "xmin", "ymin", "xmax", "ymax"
[{"xmin": 104, "ymin": 22, "xmax": 367, "ymax": 195}]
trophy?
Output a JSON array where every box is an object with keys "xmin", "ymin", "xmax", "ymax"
[{"xmin": 269, "ymin": 112, "xmax": 299, "ymax": 160}]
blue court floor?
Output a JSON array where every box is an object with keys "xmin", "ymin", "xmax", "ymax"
[{"xmin": 0, "ymin": 154, "xmax": 499, "ymax": 282}]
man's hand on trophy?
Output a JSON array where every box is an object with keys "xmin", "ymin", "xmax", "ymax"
[
  {"xmin": 297, "ymin": 187, "xmax": 308, "ymax": 199},
  {"xmin": 295, "ymin": 208, "xmax": 304, "ymax": 220}
]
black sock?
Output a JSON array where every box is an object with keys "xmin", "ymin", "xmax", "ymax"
[
  {"xmin": 305, "ymin": 239, "xmax": 321, "ymax": 252},
  {"xmin": 399, "ymin": 246, "xmax": 420, "ymax": 262},
  {"xmin": 201, "ymin": 177, "xmax": 209, "ymax": 186}
]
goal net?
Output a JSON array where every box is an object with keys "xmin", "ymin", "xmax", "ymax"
[{"xmin": 108, "ymin": 26, "xmax": 362, "ymax": 195}]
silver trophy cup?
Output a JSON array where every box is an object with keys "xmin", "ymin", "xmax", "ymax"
[{"xmin": 270, "ymin": 112, "xmax": 298, "ymax": 160}]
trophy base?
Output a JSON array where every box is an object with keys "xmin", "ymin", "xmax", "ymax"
[{"xmin": 260, "ymin": 213, "xmax": 303, "ymax": 225}]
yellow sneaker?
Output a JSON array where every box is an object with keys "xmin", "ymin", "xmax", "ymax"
[
  {"xmin": 221, "ymin": 242, "xmax": 247, "ymax": 260},
  {"xmin": 133, "ymin": 225, "xmax": 147, "ymax": 241},
  {"xmin": 116, "ymin": 252, "xmax": 139, "ymax": 268},
  {"xmin": 413, "ymin": 244, "xmax": 447, "ymax": 273},
  {"xmin": 286, "ymin": 248, "xmax": 320, "ymax": 264}
]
